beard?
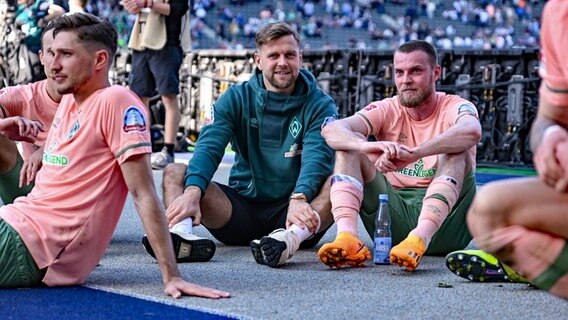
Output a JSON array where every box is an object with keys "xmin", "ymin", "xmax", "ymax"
[
  {"xmin": 265, "ymin": 71, "xmax": 297, "ymax": 91},
  {"xmin": 398, "ymin": 72, "xmax": 436, "ymax": 108},
  {"xmin": 398, "ymin": 87, "xmax": 432, "ymax": 108}
]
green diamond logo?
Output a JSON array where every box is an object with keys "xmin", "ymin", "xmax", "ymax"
[{"xmin": 289, "ymin": 117, "xmax": 302, "ymax": 138}]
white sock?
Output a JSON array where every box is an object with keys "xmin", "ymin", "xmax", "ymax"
[
  {"xmin": 171, "ymin": 218, "xmax": 193, "ymax": 235},
  {"xmin": 289, "ymin": 211, "xmax": 321, "ymax": 242}
]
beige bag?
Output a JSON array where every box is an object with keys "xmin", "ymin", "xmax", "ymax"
[
  {"xmin": 179, "ymin": 3, "xmax": 191, "ymax": 53},
  {"xmin": 128, "ymin": 1, "xmax": 167, "ymax": 51}
]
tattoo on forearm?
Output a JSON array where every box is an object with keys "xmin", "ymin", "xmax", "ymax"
[{"xmin": 427, "ymin": 204, "xmax": 442, "ymax": 216}]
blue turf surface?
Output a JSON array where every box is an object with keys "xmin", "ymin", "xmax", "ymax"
[
  {"xmin": 475, "ymin": 172, "xmax": 528, "ymax": 185},
  {"xmin": 0, "ymin": 286, "xmax": 234, "ymax": 320}
]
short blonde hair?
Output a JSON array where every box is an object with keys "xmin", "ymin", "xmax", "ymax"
[{"xmin": 255, "ymin": 22, "xmax": 301, "ymax": 49}]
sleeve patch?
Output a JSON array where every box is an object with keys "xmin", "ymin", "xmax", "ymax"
[
  {"xmin": 362, "ymin": 103, "xmax": 379, "ymax": 112},
  {"xmin": 204, "ymin": 105, "xmax": 215, "ymax": 126},
  {"xmin": 123, "ymin": 106, "xmax": 147, "ymax": 133},
  {"xmin": 457, "ymin": 104, "xmax": 478, "ymax": 117}
]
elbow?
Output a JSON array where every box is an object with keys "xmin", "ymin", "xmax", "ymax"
[{"xmin": 471, "ymin": 128, "xmax": 482, "ymax": 145}]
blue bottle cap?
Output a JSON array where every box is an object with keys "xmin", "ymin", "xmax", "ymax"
[{"xmin": 379, "ymin": 194, "xmax": 388, "ymax": 201}]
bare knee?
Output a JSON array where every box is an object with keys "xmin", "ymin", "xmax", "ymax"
[
  {"xmin": 0, "ymin": 137, "xmax": 18, "ymax": 174},
  {"xmin": 163, "ymin": 163, "xmax": 187, "ymax": 186},
  {"xmin": 467, "ymin": 183, "xmax": 510, "ymax": 236},
  {"xmin": 334, "ymin": 150, "xmax": 375, "ymax": 183},
  {"xmin": 437, "ymin": 152, "xmax": 470, "ymax": 181}
]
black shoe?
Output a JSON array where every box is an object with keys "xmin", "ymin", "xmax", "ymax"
[
  {"xmin": 250, "ymin": 239, "xmax": 266, "ymax": 266},
  {"xmin": 250, "ymin": 228, "xmax": 298, "ymax": 268},
  {"xmin": 142, "ymin": 231, "xmax": 216, "ymax": 263}
]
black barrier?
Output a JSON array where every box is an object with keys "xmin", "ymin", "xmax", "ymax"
[{"xmin": 111, "ymin": 48, "xmax": 539, "ymax": 167}]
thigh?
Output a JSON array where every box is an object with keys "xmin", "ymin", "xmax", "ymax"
[
  {"xmin": 128, "ymin": 51, "xmax": 156, "ymax": 97},
  {"xmin": 206, "ymin": 184, "xmax": 288, "ymax": 246},
  {"xmin": 477, "ymin": 176, "xmax": 568, "ymax": 238},
  {"xmin": 0, "ymin": 219, "xmax": 44, "ymax": 287},
  {"xmin": 148, "ymin": 46, "xmax": 182, "ymax": 96},
  {"xmin": 0, "ymin": 154, "xmax": 34, "ymax": 205}
]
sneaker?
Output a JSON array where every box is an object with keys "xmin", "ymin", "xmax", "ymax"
[
  {"xmin": 151, "ymin": 147, "xmax": 174, "ymax": 170},
  {"xmin": 389, "ymin": 234, "xmax": 426, "ymax": 272},
  {"xmin": 317, "ymin": 232, "xmax": 371, "ymax": 269},
  {"xmin": 445, "ymin": 249, "xmax": 529, "ymax": 283},
  {"xmin": 142, "ymin": 230, "xmax": 216, "ymax": 263},
  {"xmin": 250, "ymin": 228, "xmax": 301, "ymax": 268}
]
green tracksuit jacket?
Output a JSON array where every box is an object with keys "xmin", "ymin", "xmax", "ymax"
[{"xmin": 185, "ymin": 68, "xmax": 337, "ymax": 202}]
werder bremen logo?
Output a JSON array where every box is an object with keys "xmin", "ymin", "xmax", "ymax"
[
  {"xmin": 289, "ymin": 117, "xmax": 302, "ymax": 138},
  {"xmin": 396, "ymin": 159, "xmax": 436, "ymax": 178}
]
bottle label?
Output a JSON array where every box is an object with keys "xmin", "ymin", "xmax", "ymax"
[{"xmin": 373, "ymin": 237, "xmax": 392, "ymax": 265}]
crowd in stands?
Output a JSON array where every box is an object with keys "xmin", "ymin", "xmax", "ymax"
[
  {"xmin": 68, "ymin": 0, "xmax": 134, "ymax": 48},
  {"xmin": 6, "ymin": 0, "xmax": 543, "ymax": 50},
  {"xmin": 190, "ymin": 0, "xmax": 543, "ymax": 50}
]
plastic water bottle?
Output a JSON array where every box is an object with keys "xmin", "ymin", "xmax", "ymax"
[{"xmin": 374, "ymin": 193, "xmax": 392, "ymax": 265}]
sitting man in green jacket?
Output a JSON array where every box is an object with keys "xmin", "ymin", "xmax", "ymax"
[{"xmin": 142, "ymin": 22, "xmax": 338, "ymax": 268}]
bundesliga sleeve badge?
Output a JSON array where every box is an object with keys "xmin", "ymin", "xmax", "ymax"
[{"xmin": 123, "ymin": 106, "xmax": 147, "ymax": 133}]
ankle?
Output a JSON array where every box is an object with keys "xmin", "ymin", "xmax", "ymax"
[{"xmin": 289, "ymin": 224, "xmax": 312, "ymax": 241}]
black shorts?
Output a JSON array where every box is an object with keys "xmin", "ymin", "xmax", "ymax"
[
  {"xmin": 129, "ymin": 45, "xmax": 183, "ymax": 97},
  {"xmin": 207, "ymin": 183, "xmax": 326, "ymax": 248}
]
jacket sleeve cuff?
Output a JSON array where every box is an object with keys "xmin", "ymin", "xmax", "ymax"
[
  {"xmin": 184, "ymin": 176, "xmax": 209, "ymax": 199},
  {"xmin": 293, "ymin": 187, "xmax": 315, "ymax": 203}
]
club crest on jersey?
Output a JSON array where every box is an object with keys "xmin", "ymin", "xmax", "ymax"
[
  {"xmin": 67, "ymin": 120, "xmax": 80, "ymax": 140},
  {"xmin": 123, "ymin": 106, "xmax": 147, "ymax": 133},
  {"xmin": 289, "ymin": 117, "xmax": 302, "ymax": 138}
]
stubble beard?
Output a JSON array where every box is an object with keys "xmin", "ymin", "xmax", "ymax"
[
  {"xmin": 56, "ymin": 71, "xmax": 93, "ymax": 95},
  {"xmin": 267, "ymin": 71, "xmax": 296, "ymax": 91}
]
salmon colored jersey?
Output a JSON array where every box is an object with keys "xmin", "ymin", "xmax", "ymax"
[
  {"xmin": 538, "ymin": 1, "xmax": 568, "ymax": 108},
  {"xmin": 356, "ymin": 92, "xmax": 478, "ymax": 188},
  {"xmin": 0, "ymin": 80, "xmax": 59, "ymax": 160},
  {"xmin": 0, "ymin": 85, "xmax": 152, "ymax": 286}
]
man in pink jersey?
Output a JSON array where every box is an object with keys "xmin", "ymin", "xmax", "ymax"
[
  {"xmin": 318, "ymin": 40, "xmax": 481, "ymax": 271},
  {"xmin": 0, "ymin": 24, "xmax": 61, "ymax": 205},
  {"xmin": 445, "ymin": 0, "xmax": 568, "ymax": 298},
  {"xmin": 0, "ymin": 13, "xmax": 230, "ymax": 299}
]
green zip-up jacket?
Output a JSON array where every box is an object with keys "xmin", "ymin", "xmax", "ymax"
[{"xmin": 185, "ymin": 68, "xmax": 337, "ymax": 202}]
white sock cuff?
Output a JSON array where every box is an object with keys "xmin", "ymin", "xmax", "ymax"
[
  {"xmin": 290, "ymin": 224, "xmax": 312, "ymax": 242},
  {"xmin": 313, "ymin": 210, "xmax": 322, "ymax": 234},
  {"xmin": 331, "ymin": 174, "xmax": 363, "ymax": 190},
  {"xmin": 171, "ymin": 217, "xmax": 193, "ymax": 234}
]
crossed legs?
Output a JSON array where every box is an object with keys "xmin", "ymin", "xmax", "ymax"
[{"xmin": 466, "ymin": 177, "xmax": 568, "ymax": 298}]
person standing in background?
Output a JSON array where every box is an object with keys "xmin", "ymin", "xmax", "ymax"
[{"xmin": 123, "ymin": 0, "xmax": 189, "ymax": 169}]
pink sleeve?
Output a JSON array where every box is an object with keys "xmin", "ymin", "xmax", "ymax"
[
  {"xmin": 357, "ymin": 100, "xmax": 391, "ymax": 137},
  {"xmin": 447, "ymin": 99, "xmax": 478, "ymax": 127},
  {"xmin": 98, "ymin": 89, "xmax": 152, "ymax": 164},
  {"xmin": 0, "ymin": 86, "xmax": 26, "ymax": 118},
  {"xmin": 538, "ymin": 1, "xmax": 568, "ymax": 107}
]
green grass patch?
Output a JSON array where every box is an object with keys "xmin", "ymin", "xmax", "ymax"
[{"xmin": 476, "ymin": 166, "xmax": 536, "ymax": 176}]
